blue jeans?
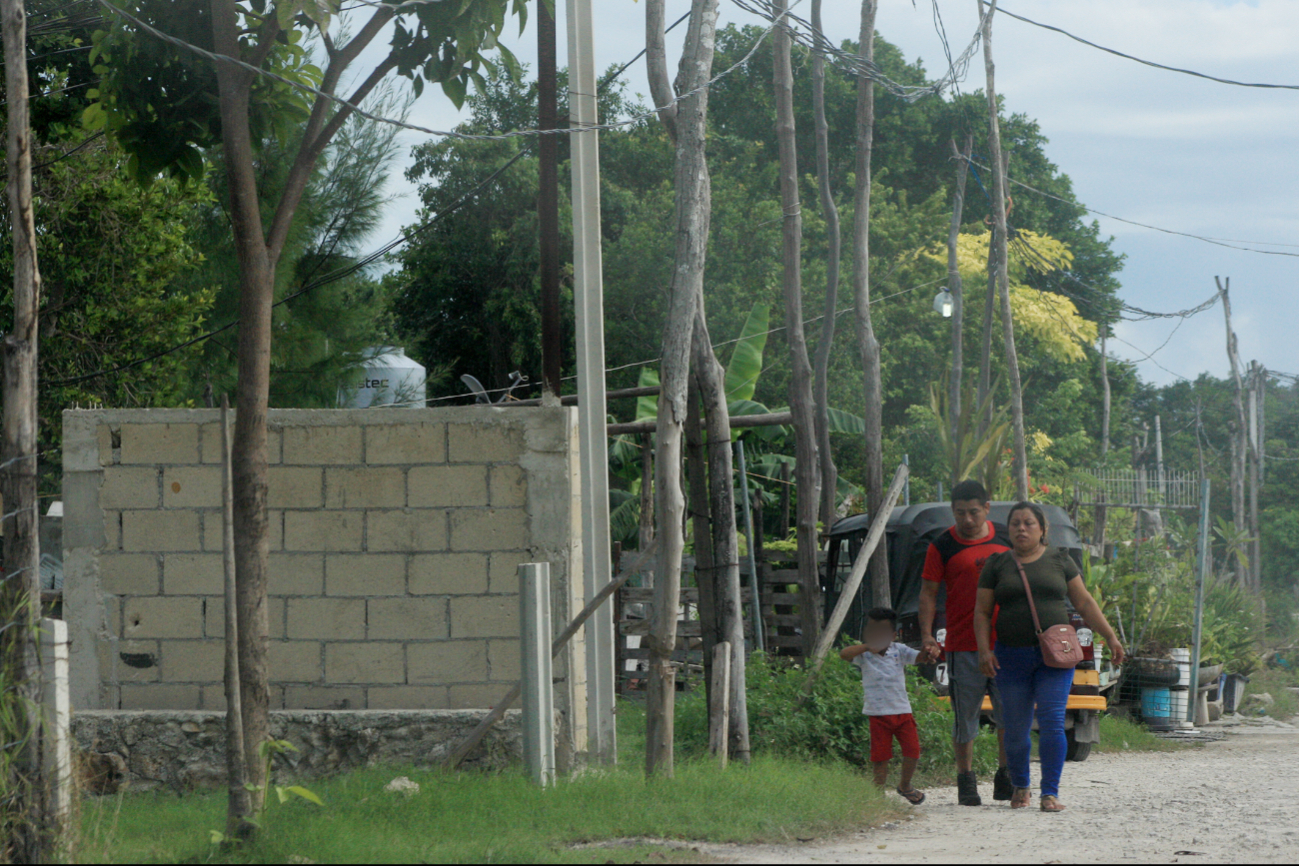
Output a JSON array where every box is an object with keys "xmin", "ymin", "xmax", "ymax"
[{"xmin": 994, "ymin": 642, "xmax": 1075, "ymax": 798}]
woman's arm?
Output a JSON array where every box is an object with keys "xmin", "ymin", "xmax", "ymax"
[
  {"xmin": 974, "ymin": 587, "xmax": 999, "ymax": 677},
  {"xmin": 1067, "ymin": 577, "xmax": 1126, "ymax": 666}
]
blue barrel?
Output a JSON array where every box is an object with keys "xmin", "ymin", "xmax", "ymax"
[{"xmin": 1142, "ymin": 686, "xmax": 1172, "ymax": 726}]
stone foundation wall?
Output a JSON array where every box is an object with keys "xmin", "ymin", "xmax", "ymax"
[{"xmin": 73, "ymin": 709, "xmax": 528, "ymax": 793}]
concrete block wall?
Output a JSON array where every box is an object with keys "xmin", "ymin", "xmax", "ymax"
[{"xmin": 64, "ymin": 407, "xmax": 586, "ymax": 761}]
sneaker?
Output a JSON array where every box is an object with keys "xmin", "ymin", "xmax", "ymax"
[
  {"xmin": 993, "ymin": 765, "xmax": 1014, "ymax": 801},
  {"xmin": 957, "ymin": 771, "xmax": 982, "ymax": 806}
]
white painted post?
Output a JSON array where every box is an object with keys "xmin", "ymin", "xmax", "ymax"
[
  {"xmin": 708, "ymin": 641, "xmax": 731, "ymax": 769},
  {"xmin": 39, "ymin": 618, "xmax": 72, "ymax": 829},
  {"xmin": 520, "ymin": 563, "xmax": 556, "ymax": 787},
  {"xmin": 567, "ymin": 0, "xmax": 616, "ymax": 764}
]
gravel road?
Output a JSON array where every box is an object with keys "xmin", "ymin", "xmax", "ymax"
[{"xmin": 702, "ymin": 720, "xmax": 1299, "ymax": 864}]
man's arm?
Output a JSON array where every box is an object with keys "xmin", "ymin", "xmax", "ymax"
[{"xmin": 919, "ymin": 544, "xmax": 944, "ymax": 658}]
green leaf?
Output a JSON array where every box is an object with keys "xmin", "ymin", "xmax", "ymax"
[
  {"xmin": 724, "ymin": 304, "xmax": 769, "ymax": 403},
  {"xmin": 825, "ymin": 407, "xmax": 865, "ymax": 435},
  {"xmin": 635, "ymin": 367, "xmax": 660, "ymax": 422},
  {"xmin": 284, "ymin": 785, "xmax": 325, "ymax": 807},
  {"xmin": 442, "ymin": 74, "xmax": 468, "ymax": 109}
]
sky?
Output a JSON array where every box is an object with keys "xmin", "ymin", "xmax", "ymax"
[{"xmin": 351, "ymin": 0, "xmax": 1299, "ymax": 389}]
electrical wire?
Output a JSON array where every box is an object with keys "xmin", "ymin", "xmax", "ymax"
[{"xmin": 997, "ymin": 4, "xmax": 1299, "ymax": 92}]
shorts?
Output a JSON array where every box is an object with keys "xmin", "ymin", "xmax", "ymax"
[
  {"xmin": 868, "ymin": 713, "xmax": 920, "ymax": 763},
  {"xmin": 948, "ymin": 650, "xmax": 1003, "ymax": 743}
]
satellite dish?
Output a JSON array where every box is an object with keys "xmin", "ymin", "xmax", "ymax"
[{"xmin": 460, "ymin": 374, "xmax": 491, "ymax": 404}]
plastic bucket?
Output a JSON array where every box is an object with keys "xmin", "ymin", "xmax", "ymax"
[
  {"xmin": 1170, "ymin": 685, "xmax": 1190, "ymax": 723},
  {"xmin": 1142, "ymin": 686, "xmax": 1173, "ymax": 727},
  {"xmin": 1171, "ymin": 648, "xmax": 1192, "ymax": 688}
]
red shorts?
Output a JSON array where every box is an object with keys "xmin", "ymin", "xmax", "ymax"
[{"xmin": 868, "ymin": 713, "xmax": 920, "ymax": 763}]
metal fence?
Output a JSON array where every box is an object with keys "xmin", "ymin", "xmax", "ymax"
[{"xmin": 1076, "ymin": 468, "xmax": 1202, "ymax": 510}]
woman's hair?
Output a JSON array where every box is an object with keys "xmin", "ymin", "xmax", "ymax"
[{"xmin": 1007, "ymin": 501, "xmax": 1050, "ymax": 547}]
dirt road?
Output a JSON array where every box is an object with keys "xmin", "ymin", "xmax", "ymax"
[{"xmin": 703, "ymin": 721, "xmax": 1299, "ymax": 864}]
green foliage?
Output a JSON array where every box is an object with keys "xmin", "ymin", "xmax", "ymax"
[
  {"xmin": 1095, "ymin": 713, "xmax": 1185, "ymax": 754},
  {"xmin": 1241, "ymin": 667, "xmax": 1299, "ymax": 720}
]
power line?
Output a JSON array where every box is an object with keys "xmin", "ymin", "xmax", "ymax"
[{"xmin": 997, "ymin": 5, "xmax": 1299, "ymax": 92}]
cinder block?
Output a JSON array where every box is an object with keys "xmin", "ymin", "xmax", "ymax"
[
  {"xmin": 120, "ymin": 423, "xmax": 199, "ymax": 465},
  {"xmin": 121, "ymin": 509, "xmax": 201, "ymax": 552},
  {"xmin": 201, "ymin": 685, "xmax": 229, "ymax": 711},
  {"xmin": 284, "ymin": 511, "xmax": 362, "ymax": 552},
  {"xmin": 489, "ymin": 465, "xmax": 527, "ymax": 508},
  {"xmin": 103, "ymin": 510, "xmax": 121, "ymax": 550},
  {"xmin": 268, "ymin": 467, "xmax": 324, "ymax": 508},
  {"xmin": 450, "ymin": 508, "xmax": 529, "ymax": 551},
  {"xmin": 409, "ymin": 553, "xmax": 489, "ymax": 595},
  {"xmin": 407, "ymin": 641, "xmax": 488, "ymax": 684},
  {"xmin": 100, "ymin": 554, "xmax": 161, "ymax": 596},
  {"xmin": 122, "ymin": 597, "xmax": 203, "ymax": 640},
  {"xmin": 367, "ymin": 686, "xmax": 449, "ymax": 710},
  {"xmin": 163, "ymin": 466, "xmax": 222, "ymax": 508},
  {"xmin": 269, "ymin": 641, "xmax": 321, "ymax": 683},
  {"xmin": 283, "ymin": 425, "xmax": 363, "ymax": 465},
  {"xmin": 324, "ymin": 554, "xmax": 406, "ymax": 596},
  {"xmin": 286, "ymin": 598, "xmax": 366, "ymax": 640},
  {"xmin": 447, "ymin": 422, "xmax": 524, "ymax": 464},
  {"xmin": 162, "ymin": 554, "xmax": 224, "ymax": 595},
  {"xmin": 367, "ymin": 597, "xmax": 448, "ymax": 641},
  {"xmin": 201, "ymin": 423, "xmax": 281, "ymax": 465},
  {"xmin": 268, "ymin": 554, "xmax": 324, "ymax": 596},
  {"xmin": 367, "ymin": 510, "xmax": 447, "ymax": 553},
  {"xmin": 99, "ymin": 639, "xmax": 160, "ymax": 684},
  {"xmin": 407, "ymin": 465, "xmax": 488, "ymax": 509},
  {"xmin": 450, "ymin": 596, "xmax": 520, "ymax": 639},
  {"xmin": 97, "ymin": 424, "xmax": 114, "ymax": 467},
  {"xmin": 100, "ymin": 467, "xmax": 160, "ymax": 510},
  {"xmin": 205, "ymin": 597, "xmax": 285, "ymax": 640},
  {"xmin": 487, "ymin": 639, "xmax": 521, "ymax": 682},
  {"xmin": 488, "ymin": 552, "xmax": 528, "ymax": 594},
  {"xmin": 325, "ymin": 466, "xmax": 405, "ymax": 509},
  {"xmin": 365, "ymin": 423, "xmax": 446, "ymax": 465},
  {"xmin": 448, "ymin": 684, "xmax": 516, "ymax": 710},
  {"xmin": 283, "ymin": 685, "xmax": 365, "ymax": 710},
  {"xmin": 159, "ymin": 640, "xmax": 225, "ymax": 682},
  {"xmin": 120, "ymin": 684, "xmax": 201, "ymax": 710},
  {"xmin": 325, "ymin": 643, "xmax": 404, "ymax": 684},
  {"xmin": 205, "ymin": 510, "xmax": 281, "ymax": 552}
]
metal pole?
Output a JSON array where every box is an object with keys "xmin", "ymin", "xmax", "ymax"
[
  {"xmin": 736, "ymin": 440, "xmax": 765, "ymax": 653},
  {"xmin": 903, "ymin": 453, "xmax": 910, "ymax": 506},
  {"xmin": 567, "ymin": 0, "xmax": 616, "ymax": 763},
  {"xmin": 1188, "ymin": 478, "xmax": 1211, "ymax": 724},
  {"xmin": 520, "ymin": 563, "xmax": 556, "ymax": 786}
]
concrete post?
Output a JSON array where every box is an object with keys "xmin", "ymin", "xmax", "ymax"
[
  {"xmin": 40, "ymin": 618, "xmax": 72, "ymax": 830},
  {"xmin": 520, "ymin": 563, "xmax": 555, "ymax": 786},
  {"xmin": 567, "ymin": 0, "xmax": 616, "ymax": 765}
]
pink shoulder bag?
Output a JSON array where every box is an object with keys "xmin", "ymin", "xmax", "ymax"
[{"xmin": 1013, "ymin": 554, "xmax": 1083, "ymax": 669}]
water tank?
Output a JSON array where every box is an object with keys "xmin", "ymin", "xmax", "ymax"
[{"xmin": 337, "ymin": 346, "xmax": 427, "ymax": 409}]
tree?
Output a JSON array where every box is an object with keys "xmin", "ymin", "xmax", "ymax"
[{"xmin": 88, "ymin": 0, "xmax": 527, "ymax": 833}]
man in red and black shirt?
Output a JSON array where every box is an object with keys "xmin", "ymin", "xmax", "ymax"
[{"xmin": 919, "ymin": 480, "xmax": 1012, "ymax": 806}]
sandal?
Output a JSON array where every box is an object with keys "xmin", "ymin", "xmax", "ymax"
[
  {"xmin": 1040, "ymin": 795, "xmax": 1066, "ymax": 813},
  {"xmin": 1010, "ymin": 786, "xmax": 1032, "ymax": 809},
  {"xmin": 896, "ymin": 786, "xmax": 926, "ymax": 805}
]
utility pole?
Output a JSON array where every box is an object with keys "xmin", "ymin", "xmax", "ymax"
[
  {"xmin": 1, "ymin": 0, "xmax": 49, "ymax": 859},
  {"xmin": 1247, "ymin": 361, "xmax": 1261, "ymax": 590},
  {"xmin": 1218, "ymin": 276, "xmax": 1248, "ymax": 586},
  {"xmin": 567, "ymin": 0, "xmax": 616, "ymax": 765},
  {"xmin": 946, "ymin": 135, "xmax": 973, "ymax": 484},
  {"xmin": 538, "ymin": 0, "xmax": 562, "ymax": 399}
]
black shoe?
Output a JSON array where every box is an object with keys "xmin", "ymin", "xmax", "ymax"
[
  {"xmin": 957, "ymin": 771, "xmax": 982, "ymax": 806},
  {"xmin": 993, "ymin": 766, "xmax": 1014, "ymax": 801}
]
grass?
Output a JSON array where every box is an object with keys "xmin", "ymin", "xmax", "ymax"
[
  {"xmin": 1240, "ymin": 666, "xmax": 1299, "ymax": 720},
  {"xmin": 1094, "ymin": 712, "xmax": 1186, "ymax": 754},
  {"xmin": 77, "ymin": 702, "xmax": 899, "ymax": 864}
]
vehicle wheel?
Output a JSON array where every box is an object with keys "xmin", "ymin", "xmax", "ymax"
[{"xmin": 1065, "ymin": 729, "xmax": 1092, "ymax": 762}]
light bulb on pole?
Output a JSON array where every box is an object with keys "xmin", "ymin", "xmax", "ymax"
[{"xmin": 933, "ymin": 288, "xmax": 954, "ymax": 318}]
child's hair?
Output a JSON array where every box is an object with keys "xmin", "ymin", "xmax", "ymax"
[{"xmin": 866, "ymin": 607, "xmax": 898, "ymax": 628}]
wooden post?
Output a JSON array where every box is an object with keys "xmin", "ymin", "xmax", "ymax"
[
  {"xmin": 221, "ymin": 396, "xmax": 251, "ymax": 838},
  {"xmin": 639, "ymin": 433, "xmax": 655, "ymax": 570},
  {"xmin": 686, "ymin": 378, "xmax": 719, "ymax": 711},
  {"xmin": 1095, "ymin": 332, "xmax": 1111, "ymax": 550},
  {"xmin": 708, "ymin": 641, "xmax": 732, "ymax": 769},
  {"xmin": 1, "ymin": 0, "xmax": 47, "ymax": 858},
  {"xmin": 1247, "ymin": 361, "xmax": 1261, "ymax": 590},
  {"xmin": 947, "ymin": 135, "xmax": 973, "ymax": 484},
  {"xmin": 779, "ymin": 462, "xmax": 792, "ymax": 539},
  {"xmin": 537, "ymin": 0, "xmax": 562, "ymax": 398},
  {"xmin": 1218, "ymin": 276, "xmax": 1249, "ymax": 585}
]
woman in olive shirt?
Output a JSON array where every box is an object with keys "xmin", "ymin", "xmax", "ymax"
[{"xmin": 973, "ymin": 502, "xmax": 1125, "ymax": 812}]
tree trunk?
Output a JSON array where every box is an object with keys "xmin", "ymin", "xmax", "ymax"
[
  {"xmin": 1218, "ymin": 277, "xmax": 1248, "ymax": 585},
  {"xmin": 645, "ymin": 0, "xmax": 721, "ymax": 778},
  {"xmin": 852, "ymin": 0, "xmax": 889, "ymax": 608},
  {"xmin": 810, "ymin": 0, "xmax": 841, "ymax": 528},
  {"xmin": 976, "ymin": 222, "xmax": 997, "ymax": 439},
  {"xmin": 946, "ymin": 136, "xmax": 972, "ymax": 484},
  {"xmin": 692, "ymin": 312, "xmax": 750, "ymax": 764},
  {"xmin": 773, "ymin": 0, "xmax": 822, "ymax": 656},
  {"xmin": 1, "ymin": 0, "xmax": 48, "ymax": 858},
  {"xmin": 639, "ymin": 433, "xmax": 655, "ymax": 564},
  {"xmin": 219, "ymin": 397, "xmax": 251, "ymax": 841},
  {"xmin": 980, "ymin": 0, "xmax": 1028, "ymax": 500},
  {"xmin": 685, "ymin": 377, "xmax": 718, "ymax": 711},
  {"xmin": 211, "ymin": 0, "xmax": 273, "ymax": 816}
]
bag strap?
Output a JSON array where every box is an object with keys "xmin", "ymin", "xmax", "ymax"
[{"xmin": 1011, "ymin": 554, "xmax": 1046, "ymax": 636}]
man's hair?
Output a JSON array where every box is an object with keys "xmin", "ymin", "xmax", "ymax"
[
  {"xmin": 866, "ymin": 607, "xmax": 898, "ymax": 628},
  {"xmin": 951, "ymin": 479, "xmax": 989, "ymax": 504}
]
